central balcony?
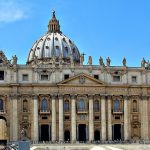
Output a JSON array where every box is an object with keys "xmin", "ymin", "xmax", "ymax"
[
  {"xmin": 77, "ymin": 109, "xmax": 88, "ymax": 114},
  {"xmin": 112, "ymin": 108, "xmax": 123, "ymax": 114},
  {"xmin": 39, "ymin": 109, "xmax": 51, "ymax": 114}
]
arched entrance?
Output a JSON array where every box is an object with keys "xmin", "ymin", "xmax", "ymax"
[
  {"xmin": 0, "ymin": 116, "xmax": 7, "ymax": 145},
  {"xmin": 64, "ymin": 130, "xmax": 70, "ymax": 141},
  {"xmin": 78, "ymin": 124, "xmax": 86, "ymax": 142},
  {"xmin": 113, "ymin": 124, "xmax": 122, "ymax": 140},
  {"xmin": 94, "ymin": 130, "xmax": 100, "ymax": 141}
]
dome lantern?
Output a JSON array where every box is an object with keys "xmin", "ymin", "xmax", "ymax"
[{"xmin": 48, "ymin": 11, "xmax": 61, "ymax": 33}]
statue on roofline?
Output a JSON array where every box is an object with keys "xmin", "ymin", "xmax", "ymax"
[
  {"xmin": 87, "ymin": 56, "xmax": 92, "ymax": 65},
  {"xmin": 106, "ymin": 57, "xmax": 111, "ymax": 67},
  {"xmin": 122, "ymin": 57, "xmax": 126, "ymax": 67}
]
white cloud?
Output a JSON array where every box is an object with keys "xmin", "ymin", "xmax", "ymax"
[{"xmin": 0, "ymin": 0, "xmax": 29, "ymax": 23}]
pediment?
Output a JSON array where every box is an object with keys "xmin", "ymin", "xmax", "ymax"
[{"xmin": 58, "ymin": 73, "xmax": 106, "ymax": 86}]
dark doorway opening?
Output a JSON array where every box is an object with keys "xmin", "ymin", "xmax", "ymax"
[
  {"xmin": 64, "ymin": 130, "xmax": 70, "ymax": 141},
  {"xmin": 78, "ymin": 124, "xmax": 86, "ymax": 141},
  {"xmin": 94, "ymin": 130, "xmax": 100, "ymax": 141},
  {"xmin": 113, "ymin": 124, "xmax": 121, "ymax": 140},
  {"xmin": 0, "ymin": 140, "xmax": 7, "ymax": 145},
  {"xmin": 40, "ymin": 124, "xmax": 49, "ymax": 141}
]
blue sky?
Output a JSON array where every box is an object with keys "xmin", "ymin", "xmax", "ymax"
[{"xmin": 0, "ymin": 0, "xmax": 150, "ymax": 66}]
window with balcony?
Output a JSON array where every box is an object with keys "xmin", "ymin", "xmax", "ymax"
[
  {"xmin": 0, "ymin": 99, "xmax": 4, "ymax": 112},
  {"xmin": 23, "ymin": 99, "xmax": 28, "ymax": 112},
  {"xmin": 113, "ymin": 99, "xmax": 120, "ymax": 112},
  {"xmin": 41, "ymin": 98, "xmax": 48, "ymax": 112},
  {"xmin": 133, "ymin": 100, "xmax": 138, "ymax": 112},
  {"xmin": 77, "ymin": 99, "xmax": 86, "ymax": 111},
  {"xmin": 94, "ymin": 100, "xmax": 99, "ymax": 112},
  {"xmin": 64, "ymin": 100, "xmax": 69, "ymax": 112}
]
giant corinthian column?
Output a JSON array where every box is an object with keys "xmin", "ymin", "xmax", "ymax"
[
  {"xmin": 71, "ymin": 95, "xmax": 76, "ymax": 143},
  {"xmin": 89, "ymin": 95, "xmax": 94, "ymax": 141},
  {"xmin": 101, "ymin": 95, "xmax": 106, "ymax": 141},
  {"xmin": 33, "ymin": 95, "xmax": 39, "ymax": 141},
  {"xmin": 52, "ymin": 95, "xmax": 56, "ymax": 141},
  {"xmin": 59, "ymin": 95, "xmax": 64, "ymax": 141}
]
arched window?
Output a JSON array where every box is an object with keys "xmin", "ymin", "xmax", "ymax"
[
  {"xmin": 64, "ymin": 47, "xmax": 69, "ymax": 57},
  {"xmin": 78, "ymin": 99, "xmax": 85, "ymax": 111},
  {"xmin": 64, "ymin": 100, "xmax": 69, "ymax": 112},
  {"xmin": 23, "ymin": 100, "xmax": 28, "ymax": 112},
  {"xmin": 114, "ymin": 99, "xmax": 119, "ymax": 111},
  {"xmin": 55, "ymin": 46, "xmax": 60, "ymax": 57},
  {"xmin": 41, "ymin": 98, "xmax": 48, "ymax": 111},
  {"xmin": 94, "ymin": 100, "xmax": 99, "ymax": 112},
  {"xmin": 133, "ymin": 100, "xmax": 138, "ymax": 112},
  {"xmin": 0, "ymin": 99, "xmax": 4, "ymax": 112}
]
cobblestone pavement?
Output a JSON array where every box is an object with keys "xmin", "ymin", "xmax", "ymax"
[{"xmin": 30, "ymin": 144, "xmax": 150, "ymax": 150}]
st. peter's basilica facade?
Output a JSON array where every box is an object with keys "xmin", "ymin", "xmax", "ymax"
[{"xmin": 0, "ymin": 11, "xmax": 150, "ymax": 144}]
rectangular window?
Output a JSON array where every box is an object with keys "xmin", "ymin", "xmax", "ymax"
[
  {"xmin": 0, "ymin": 71, "xmax": 4, "ymax": 80},
  {"xmin": 132, "ymin": 76, "xmax": 137, "ymax": 83},
  {"xmin": 94, "ymin": 74, "xmax": 99, "ymax": 79},
  {"xmin": 64, "ymin": 74, "xmax": 69, "ymax": 80},
  {"xmin": 22, "ymin": 74, "xmax": 28, "ymax": 81},
  {"xmin": 113, "ymin": 75, "xmax": 120, "ymax": 82},
  {"xmin": 65, "ymin": 116, "xmax": 70, "ymax": 120},
  {"xmin": 94, "ymin": 116, "xmax": 99, "ymax": 120},
  {"xmin": 41, "ymin": 75, "xmax": 48, "ymax": 81}
]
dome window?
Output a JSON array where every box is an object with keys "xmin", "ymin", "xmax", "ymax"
[
  {"xmin": 72, "ymin": 48, "xmax": 75, "ymax": 53},
  {"xmin": 37, "ymin": 47, "xmax": 40, "ymax": 50},
  {"xmin": 64, "ymin": 47, "xmax": 69, "ymax": 57},
  {"xmin": 55, "ymin": 37, "xmax": 58, "ymax": 41},
  {"xmin": 55, "ymin": 46, "xmax": 60, "ymax": 57},
  {"xmin": 56, "ymin": 46, "xmax": 59, "ymax": 49},
  {"xmin": 69, "ymin": 39, "xmax": 72, "ymax": 44},
  {"xmin": 45, "ymin": 46, "xmax": 49, "ymax": 49},
  {"xmin": 63, "ymin": 38, "xmax": 66, "ymax": 42},
  {"xmin": 40, "ymin": 39, "xmax": 43, "ymax": 41},
  {"xmin": 47, "ymin": 38, "xmax": 51, "ymax": 41}
]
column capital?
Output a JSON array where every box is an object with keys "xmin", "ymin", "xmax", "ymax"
[
  {"xmin": 123, "ymin": 95, "xmax": 130, "ymax": 100},
  {"xmin": 88, "ymin": 94, "xmax": 94, "ymax": 99},
  {"xmin": 100, "ymin": 95, "xmax": 106, "ymax": 99},
  {"xmin": 58, "ymin": 94, "xmax": 63, "ymax": 99},
  {"xmin": 71, "ymin": 94, "xmax": 77, "ymax": 99},
  {"xmin": 107, "ymin": 95, "xmax": 112, "ymax": 100}
]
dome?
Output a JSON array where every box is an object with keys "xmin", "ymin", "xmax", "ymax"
[{"xmin": 27, "ymin": 11, "xmax": 80, "ymax": 65}]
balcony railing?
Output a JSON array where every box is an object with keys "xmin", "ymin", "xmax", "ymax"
[
  {"xmin": 39, "ymin": 109, "xmax": 51, "ymax": 114},
  {"xmin": 112, "ymin": 108, "xmax": 123, "ymax": 114},
  {"xmin": 77, "ymin": 109, "xmax": 88, "ymax": 113},
  {"xmin": 0, "ymin": 110, "xmax": 5, "ymax": 114}
]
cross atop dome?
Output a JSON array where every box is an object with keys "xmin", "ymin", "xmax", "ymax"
[{"xmin": 48, "ymin": 11, "xmax": 61, "ymax": 33}]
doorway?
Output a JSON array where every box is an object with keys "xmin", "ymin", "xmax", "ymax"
[
  {"xmin": 64, "ymin": 130, "xmax": 70, "ymax": 141},
  {"xmin": 0, "ymin": 118, "xmax": 7, "ymax": 145},
  {"xmin": 113, "ymin": 124, "xmax": 122, "ymax": 140},
  {"xmin": 78, "ymin": 124, "xmax": 86, "ymax": 141},
  {"xmin": 94, "ymin": 130, "xmax": 100, "ymax": 141},
  {"xmin": 40, "ymin": 124, "xmax": 49, "ymax": 141}
]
